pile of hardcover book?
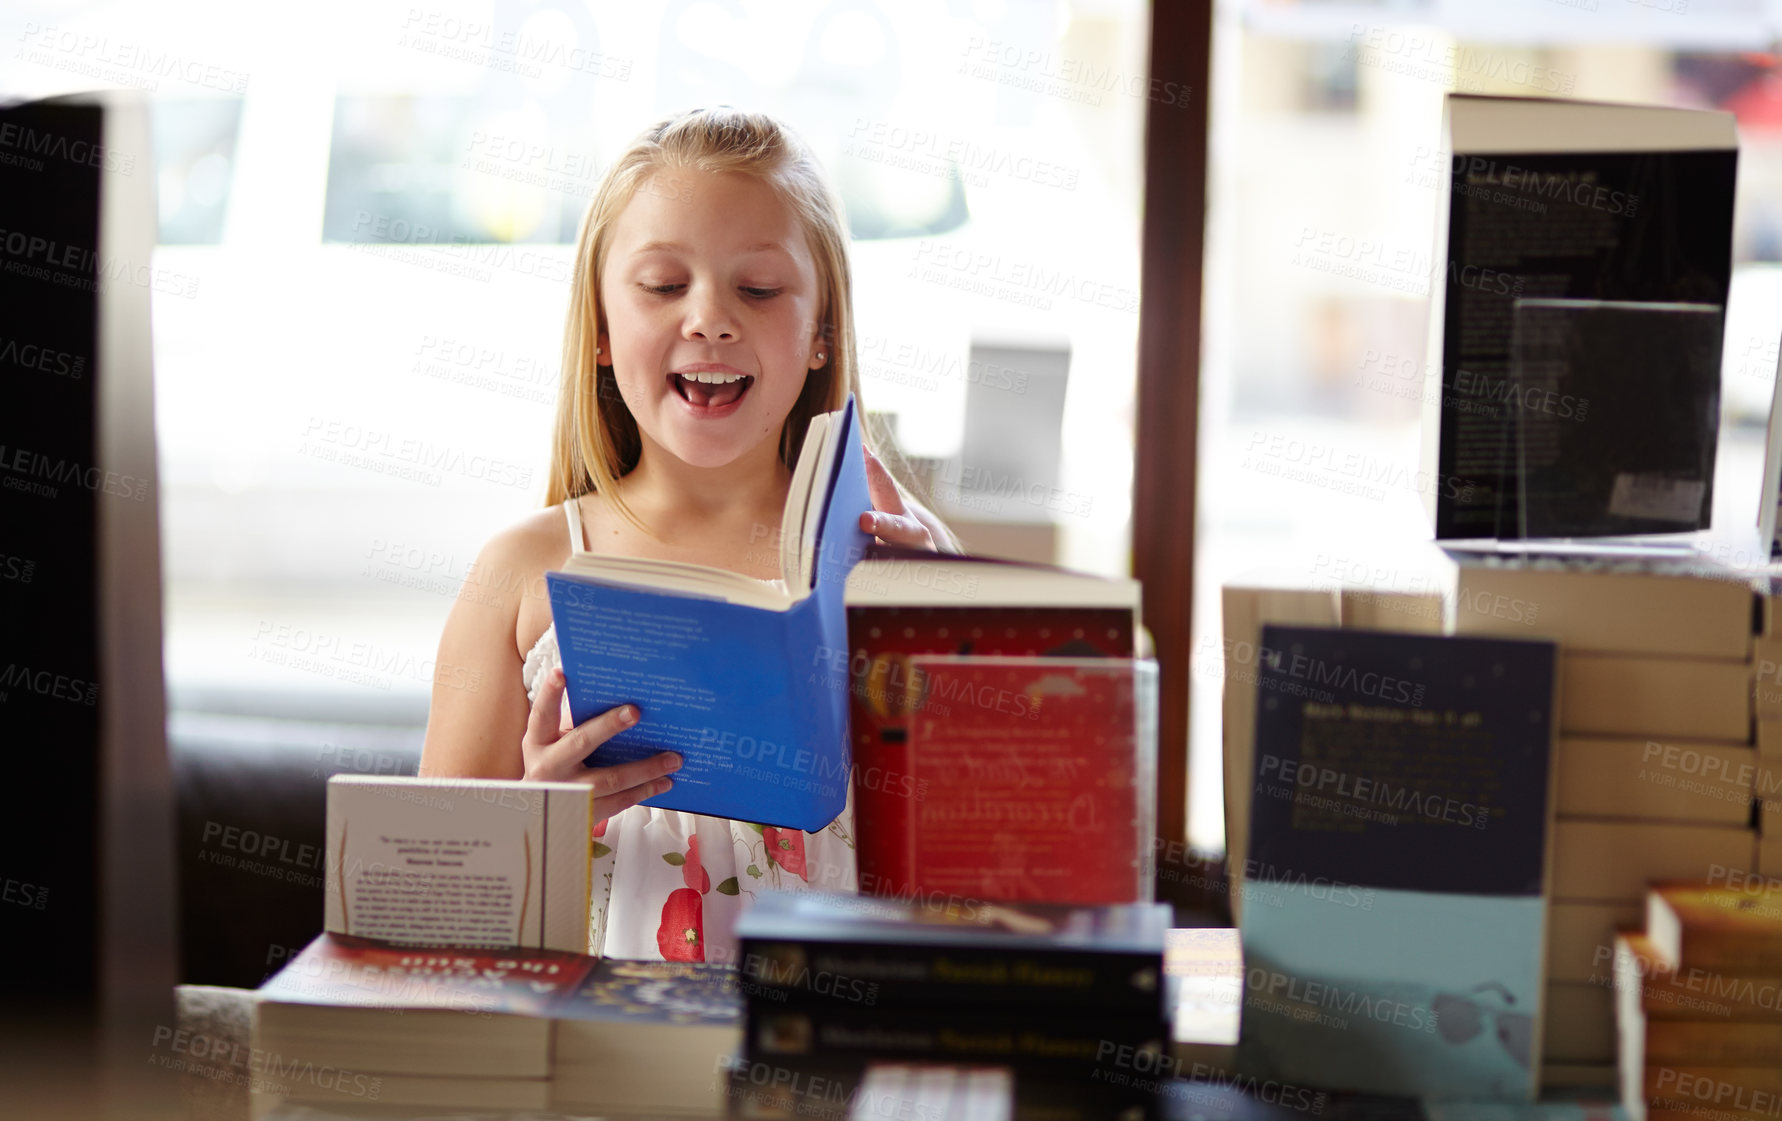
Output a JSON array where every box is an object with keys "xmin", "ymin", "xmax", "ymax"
[
  {"xmin": 248, "ymin": 775, "xmax": 743, "ymax": 1116},
  {"xmin": 843, "ymin": 546, "xmax": 1158, "ymax": 908},
  {"xmin": 1454, "ymin": 555, "xmax": 1766, "ymax": 1085},
  {"xmin": 1613, "ymin": 882, "xmax": 1782, "ymax": 1120},
  {"xmin": 723, "ymin": 891, "xmax": 1172, "ymax": 1121},
  {"xmin": 254, "ymin": 932, "xmax": 740, "ymax": 1114},
  {"xmin": 1222, "ymin": 550, "xmax": 1772, "ymax": 1090}
]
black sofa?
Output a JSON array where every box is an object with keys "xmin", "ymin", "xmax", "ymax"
[{"xmin": 170, "ymin": 688, "xmax": 426, "ymax": 990}]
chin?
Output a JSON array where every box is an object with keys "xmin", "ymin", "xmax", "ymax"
[
  {"xmin": 646, "ymin": 412, "xmax": 772, "ymax": 469},
  {"xmin": 661, "ymin": 437, "xmax": 758, "ymax": 469}
]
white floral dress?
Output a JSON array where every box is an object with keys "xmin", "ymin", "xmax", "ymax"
[{"xmin": 522, "ymin": 499, "xmax": 857, "ymax": 962}]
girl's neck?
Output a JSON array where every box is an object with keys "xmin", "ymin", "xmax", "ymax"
[{"xmin": 615, "ymin": 436, "xmax": 792, "ymax": 538}]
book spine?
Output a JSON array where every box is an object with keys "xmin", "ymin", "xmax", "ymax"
[
  {"xmin": 805, "ymin": 579, "xmax": 853, "ymax": 831},
  {"xmin": 738, "ymin": 937, "xmax": 1166, "ymax": 1015},
  {"xmin": 1646, "ymin": 1020, "xmax": 1782, "ymax": 1065},
  {"xmin": 1680, "ymin": 937, "xmax": 1782, "ymax": 976},
  {"xmin": 744, "ymin": 1005, "xmax": 1169, "ymax": 1080},
  {"xmin": 1638, "ymin": 978, "xmax": 1782, "ymax": 1021}
]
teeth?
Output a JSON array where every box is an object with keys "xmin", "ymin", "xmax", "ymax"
[{"xmin": 680, "ymin": 371, "xmax": 748, "ymax": 384}]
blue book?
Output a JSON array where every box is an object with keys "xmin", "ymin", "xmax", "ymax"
[
  {"xmin": 544, "ymin": 395, "xmax": 874, "ymax": 831},
  {"xmin": 1236, "ymin": 625, "xmax": 1558, "ymax": 1101}
]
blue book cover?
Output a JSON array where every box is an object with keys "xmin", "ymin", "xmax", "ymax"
[
  {"xmin": 1236, "ymin": 625, "xmax": 1557, "ymax": 1101},
  {"xmin": 544, "ymin": 395, "xmax": 874, "ymax": 832}
]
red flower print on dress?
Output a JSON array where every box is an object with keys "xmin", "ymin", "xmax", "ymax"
[
  {"xmin": 592, "ymin": 818, "xmax": 608, "ymax": 839},
  {"xmin": 763, "ymin": 827, "xmax": 807, "ymax": 880},
  {"xmin": 657, "ymin": 887, "xmax": 704, "ymax": 961},
  {"xmin": 683, "ymin": 834, "xmax": 710, "ymax": 893}
]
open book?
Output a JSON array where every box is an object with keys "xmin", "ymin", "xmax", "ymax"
[
  {"xmin": 544, "ymin": 394, "xmax": 873, "ymax": 832},
  {"xmin": 554, "ymin": 398, "xmax": 860, "ymax": 610}
]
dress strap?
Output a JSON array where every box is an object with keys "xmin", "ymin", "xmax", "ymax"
[{"xmin": 564, "ymin": 496, "xmax": 586, "ymax": 554}]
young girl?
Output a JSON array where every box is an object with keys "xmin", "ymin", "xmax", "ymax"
[{"xmin": 419, "ymin": 108, "xmax": 958, "ymax": 963}]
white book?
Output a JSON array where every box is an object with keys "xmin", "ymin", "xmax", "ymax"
[{"xmin": 323, "ymin": 775, "xmax": 593, "ymax": 953}]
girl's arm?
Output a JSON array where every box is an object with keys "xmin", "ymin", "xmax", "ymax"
[
  {"xmin": 418, "ymin": 524, "xmax": 683, "ymax": 819},
  {"xmin": 419, "ymin": 529, "xmax": 534, "ymax": 778}
]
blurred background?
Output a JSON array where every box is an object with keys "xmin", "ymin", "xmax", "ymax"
[{"xmin": 6, "ymin": 0, "xmax": 1782, "ymax": 856}]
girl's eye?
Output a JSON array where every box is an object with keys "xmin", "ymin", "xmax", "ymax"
[
  {"xmin": 741, "ymin": 286, "xmax": 781, "ymax": 299},
  {"xmin": 642, "ymin": 283, "xmax": 684, "ymax": 295}
]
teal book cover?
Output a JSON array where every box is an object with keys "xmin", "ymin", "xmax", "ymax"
[{"xmin": 1237, "ymin": 626, "xmax": 1557, "ymax": 1100}]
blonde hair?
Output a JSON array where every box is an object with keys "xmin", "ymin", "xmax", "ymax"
[{"xmin": 545, "ymin": 107, "xmax": 955, "ymax": 551}]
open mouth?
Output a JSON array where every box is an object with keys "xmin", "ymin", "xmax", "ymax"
[{"xmin": 670, "ymin": 371, "xmax": 754, "ymax": 410}]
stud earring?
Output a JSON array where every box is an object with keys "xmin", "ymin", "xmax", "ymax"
[{"xmin": 816, "ymin": 352, "xmax": 826, "ymax": 363}]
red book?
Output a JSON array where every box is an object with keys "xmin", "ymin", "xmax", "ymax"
[
  {"xmin": 255, "ymin": 933, "xmax": 600, "ymax": 1080},
  {"xmin": 260, "ymin": 932, "xmax": 597, "ymax": 1014},
  {"xmin": 844, "ymin": 548, "xmax": 1144, "ymax": 905}
]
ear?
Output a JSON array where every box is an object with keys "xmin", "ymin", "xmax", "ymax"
[{"xmin": 596, "ymin": 327, "xmax": 611, "ymax": 365}]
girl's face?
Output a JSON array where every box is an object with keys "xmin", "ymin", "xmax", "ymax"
[{"xmin": 599, "ymin": 168, "xmax": 826, "ymax": 472}]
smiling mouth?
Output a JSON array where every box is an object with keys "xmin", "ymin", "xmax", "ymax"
[{"xmin": 670, "ymin": 372, "xmax": 754, "ymax": 409}]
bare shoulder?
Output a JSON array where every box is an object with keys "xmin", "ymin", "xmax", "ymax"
[
  {"xmin": 474, "ymin": 503, "xmax": 575, "ymax": 651},
  {"xmin": 479, "ymin": 503, "xmax": 573, "ymax": 577},
  {"xmin": 418, "ymin": 501, "xmax": 568, "ymax": 779}
]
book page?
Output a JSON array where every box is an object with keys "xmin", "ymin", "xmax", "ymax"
[
  {"xmin": 802, "ymin": 408, "xmax": 845, "ymax": 590},
  {"xmin": 784, "ymin": 411, "xmax": 829, "ymax": 589}
]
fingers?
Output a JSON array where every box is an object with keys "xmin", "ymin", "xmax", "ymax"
[
  {"xmin": 860, "ymin": 509, "xmax": 936, "ymax": 550},
  {"xmin": 591, "ymin": 769, "xmax": 673, "ymax": 823},
  {"xmin": 579, "ymin": 751, "xmax": 681, "ymax": 810},
  {"xmin": 525, "ymin": 667, "xmax": 568, "ymax": 747},
  {"xmin": 522, "ymin": 676, "xmax": 685, "ymax": 802},
  {"xmin": 586, "ymin": 749, "xmax": 682, "ymax": 793},
  {"xmin": 862, "ymin": 446, "xmax": 907, "ymax": 514},
  {"xmin": 859, "ymin": 447, "xmax": 937, "ymax": 550},
  {"xmin": 537, "ymin": 700, "xmax": 642, "ymax": 778}
]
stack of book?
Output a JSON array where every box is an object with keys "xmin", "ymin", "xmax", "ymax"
[
  {"xmin": 844, "ymin": 548, "xmax": 1156, "ymax": 907},
  {"xmin": 1221, "ymin": 553, "xmax": 1766, "ymax": 1088},
  {"xmin": 1453, "ymin": 556, "xmax": 1761, "ymax": 1087},
  {"xmin": 250, "ymin": 776, "xmax": 745, "ymax": 1116},
  {"xmin": 1613, "ymin": 883, "xmax": 1782, "ymax": 1120},
  {"xmin": 252, "ymin": 932, "xmax": 743, "ymax": 1114},
  {"xmin": 727, "ymin": 891, "xmax": 1171, "ymax": 1121},
  {"xmin": 253, "ymin": 933, "xmax": 583, "ymax": 1111}
]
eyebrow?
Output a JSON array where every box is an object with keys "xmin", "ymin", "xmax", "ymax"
[{"xmin": 630, "ymin": 240, "xmax": 792, "ymax": 256}]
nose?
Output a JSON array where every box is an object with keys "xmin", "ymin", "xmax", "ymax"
[{"xmin": 683, "ymin": 282, "xmax": 739, "ymax": 343}]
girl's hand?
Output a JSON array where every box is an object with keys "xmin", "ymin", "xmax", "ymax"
[
  {"xmin": 859, "ymin": 446, "xmax": 938, "ymax": 552},
  {"xmin": 522, "ymin": 667, "xmax": 682, "ymax": 823}
]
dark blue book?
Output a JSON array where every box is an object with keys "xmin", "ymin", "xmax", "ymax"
[
  {"xmin": 735, "ymin": 890, "xmax": 1170, "ymax": 1015},
  {"xmin": 1237, "ymin": 625, "xmax": 1558, "ymax": 1100},
  {"xmin": 544, "ymin": 395, "xmax": 873, "ymax": 831}
]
